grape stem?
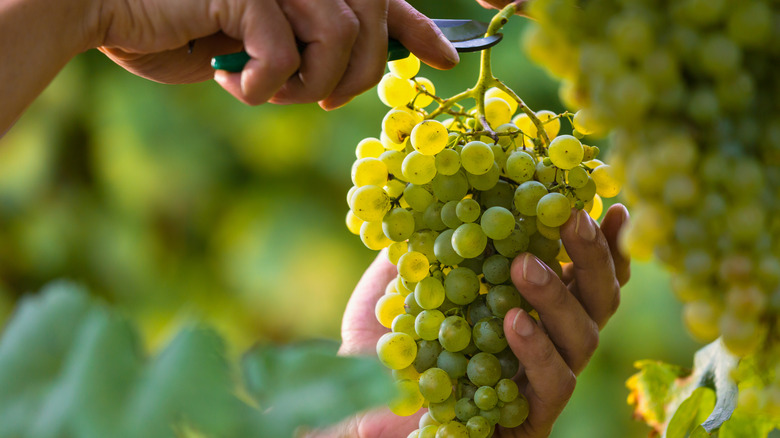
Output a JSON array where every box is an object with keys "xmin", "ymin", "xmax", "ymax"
[{"xmin": 427, "ymin": 3, "xmax": 550, "ymax": 147}]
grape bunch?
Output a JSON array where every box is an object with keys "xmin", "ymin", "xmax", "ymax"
[
  {"xmin": 522, "ymin": 0, "xmax": 780, "ymax": 418},
  {"xmin": 345, "ymin": 8, "xmax": 622, "ymax": 435}
]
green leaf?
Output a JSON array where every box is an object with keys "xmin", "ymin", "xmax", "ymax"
[{"xmin": 666, "ymin": 387, "xmax": 715, "ymax": 438}]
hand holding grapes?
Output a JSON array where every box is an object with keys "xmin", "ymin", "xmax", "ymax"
[{"xmin": 324, "ymin": 203, "xmax": 630, "ymax": 438}]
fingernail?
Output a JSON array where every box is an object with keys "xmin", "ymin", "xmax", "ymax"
[
  {"xmin": 438, "ymin": 33, "xmax": 460, "ymax": 65},
  {"xmin": 576, "ymin": 209, "xmax": 597, "ymax": 242},
  {"xmin": 513, "ymin": 309, "xmax": 535, "ymax": 337},
  {"xmin": 522, "ymin": 254, "xmax": 550, "ymax": 286}
]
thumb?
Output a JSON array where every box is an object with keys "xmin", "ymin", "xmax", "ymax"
[{"xmin": 387, "ymin": 0, "xmax": 459, "ymax": 70}]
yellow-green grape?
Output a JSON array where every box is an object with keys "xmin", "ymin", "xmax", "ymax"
[
  {"xmin": 512, "ymin": 113, "xmax": 536, "ymax": 138},
  {"xmin": 380, "ymin": 150, "xmax": 406, "ymax": 178},
  {"xmin": 588, "ymin": 194, "xmax": 604, "ymax": 219},
  {"xmin": 548, "ymin": 135, "xmax": 584, "ymax": 170},
  {"xmin": 415, "ymin": 276, "xmax": 446, "ymax": 310},
  {"xmin": 381, "ymin": 131, "xmax": 406, "ymax": 151},
  {"xmin": 474, "ymin": 386, "xmax": 498, "ymax": 410},
  {"xmin": 452, "ymin": 223, "xmax": 488, "ymax": 259},
  {"xmin": 347, "ymin": 185, "xmax": 359, "ymax": 207},
  {"xmin": 434, "ymin": 229, "xmax": 465, "ymax": 266},
  {"xmin": 356, "ymin": 137, "xmax": 385, "ymax": 159},
  {"xmin": 376, "ymin": 293, "xmax": 406, "ymax": 328},
  {"xmin": 378, "ymin": 73, "xmax": 415, "ymax": 108},
  {"xmin": 402, "ymin": 151, "xmax": 437, "ymax": 185},
  {"xmin": 486, "ymin": 87, "xmax": 518, "ymax": 113},
  {"xmin": 435, "ymin": 149, "xmax": 461, "ymax": 176},
  {"xmin": 498, "ymin": 395, "xmax": 529, "ymax": 428},
  {"xmin": 572, "ymin": 109, "xmax": 606, "ymax": 137},
  {"xmin": 466, "ymin": 162, "xmax": 500, "ymax": 191},
  {"xmin": 429, "ymin": 394, "xmax": 458, "ymax": 424},
  {"xmin": 393, "ymin": 313, "xmax": 421, "ymax": 341},
  {"xmin": 360, "ymin": 220, "xmax": 393, "ymax": 250},
  {"xmin": 496, "ymin": 378, "xmax": 519, "ymax": 402},
  {"xmin": 351, "ymin": 185, "xmax": 391, "ymax": 222},
  {"xmin": 394, "ymin": 364, "xmax": 421, "ymax": 381},
  {"xmin": 388, "ymin": 241, "xmax": 409, "ymax": 265},
  {"xmin": 683, "ymin": 300, "xmax": 722, "ymax": 342},
  {"xmin": 419, "ymin": 367, "xmax": 453, "ymax": 403},
  {"xmin": 346, "ymin": 210, "xmax": 364, "ymax": 235},
  {"xmin": 420, "ymin": 411, "xmax": 442, "ymax": 429},
  {"xmin": 418, "ymin": 425, "xmax": 439, "ymax": 438},
  {"xmin": 435, "ymin": 421, "xmax": 468, "ymax": 438},
  {"xmin": 494, "ymin": 122, "xmax": 519, "ymax": 148},
  {"xmin": 466, "ymin": 416, "xmax": 491, "ymax": 438},
  {"xmin": 460, "ymin": 141, "xmax": 495, "ymax": 175},
  {"xmin": 415, "ymin": 309, "xmax": 446, "ymax": 341},
  {"xmin": 377, "ymin": 332, "xmax": 418, "ymax": 370},
  {"xmin": 567, "ymin": 166, "xmax": 589, "ymax": 188},
  {"xmin": 383, "ymin": 207, "xmax": 415, "ymax": 242},
  {"xmin": 383, "ymin": 108, "xmax": 418, "ymax": 143},
  {"xmin": 439, "ymin": 316, "xmax": 472, "ymax": 353},
  {"xmin": 480, "ymin": 206, "xmax": 515, "ymax": 240},
  {"xmin": 467, "ymin": 352, "xmax": 502, "ymax": 387},
  {"xmin": 590, "ymin": 164, "xmax": 622, "ymax": 198},
  {"xmin": 411, "ymin": 120, "xmax": 449, "ymax": 155},
  {"xmin": 484, "ymin": 97, "xmax": 513, "ymax": 127},
  {"xmin": 513, "ymin": 181, "xmax": 548, "ymax": 216},
  {"xmin": 414, "ymin": 77, "xmax": 437, "ymax": 108},
  {"xmin": 404, "ymin": 184, "xmax": 435, "ymax": 212},
  {"xmin": 389, "ymin": 53, "xmax": 421, "ymax": 80},
  {"xmin": 398, "ymin": 251, "xmax": 430, "ymax": 283},
  {"xmin": 384, "ymin": 179, "xmax": 406, "ymax": 199},
  {"xmin": 536, "ymin": 192, "xmax": 572, "ymax": 228},
  {"xmin": 505, "ymin": 150, "xmax": 536, "ymax": 182},
  {"xmin": 536, "ymin": 110, "xmax": 561, "ymax": 139},
  {"xmin": 444, "ymin": 267, "xmax": 480, "ymax": 306},
  {"xmin": 389, "ymin": 379, "xmax": 424, "ymax": 416},
  {"xmin": 352, "ymin": 157, "xmax": 389, "ymax": 187},
  {"xmin": 536, "ymin": 220, "xmax": 561, "ymax": 240},
  {"xmin": 456, "ymin": 198, "xmax": 481, "ymax": 223}
]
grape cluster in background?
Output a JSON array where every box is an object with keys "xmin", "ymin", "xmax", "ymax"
[
  {"xmin": 523, "ymin": 0, "xmax": 780, "ymax": 424},
  {"xmin": 346, "ymin": 25, "xmax": 622, "ymax": 434}
]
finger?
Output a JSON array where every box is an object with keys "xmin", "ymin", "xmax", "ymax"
[
  {"xmin": 271, "ymin": 0, "xmax": 360, "ymax": 104},
  {"xmin": 510, "ymin": 253, "xmax": 599, "ymax": 374},
  {"xmin": 387, "ymin": 0, "xmax": 459, "ymax": 70},
  {"xmin": 501, "ymin": 308, "xmax": 576, "ymax": 438},
  {"xmin": 339, "ymin": 251, "xmax": 397, "ymax": 356},
  {"xmin": 600, "ymin": 203, "xmax": 631, "ymax": 287},
  {"xmin": 559, "ymin": 209, "xmax": 621, "ymax": 329},
  {"xmin": 215, "ymin": 0, "xmax": 300, "ymax": 105},
  {"xmin": 304, "ymin": 407, "xmax": 422, "ymax": 438},
  {"xmin": 319, "ymin": 0, "xmax": 390, "ymax": 110}
]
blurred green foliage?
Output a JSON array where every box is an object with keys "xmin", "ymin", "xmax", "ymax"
[{"xmin": 0, "ymin": 1, "xmax": 701, "ymax": 436}]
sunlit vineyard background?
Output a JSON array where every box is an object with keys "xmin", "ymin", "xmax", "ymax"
[{"xmin": 0, "ymin": 2, "xmax": 700, "ymax": 437}]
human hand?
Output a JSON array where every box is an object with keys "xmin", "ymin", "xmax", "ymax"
[
  {"xmin": 93, "ymin": 0, "xmax": 459, "ymax": 109},
  {"xmin": 474, "ymin": 0, "xmax": 528, "ymax": 14},
  {"xmin": 317, "ymin": 204, "xmax": 630, "ymax": 437}
]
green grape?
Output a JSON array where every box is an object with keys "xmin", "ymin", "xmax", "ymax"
[
  {"xmin": 482, "ymin": 255, "xmax": 510, "ymax": 284},
  {"xmin": 466, "ymin": 162, "xmax": 500, "ymax": 191},
  {"xmin": 485, "ymin": 97, "xmax": 513, "ymax": 127},
  {"xmin": 444, "ymin": 267, "xmax": 481, "ymax": 306},
  {"xmin": 414, "ymin": 77, "xmax": 437, "ymax": 108},
  {"xmin": 590, "ymin": 164, "xmax": 622, "ymax": 198},
  {"xmin": 456, "ymin": 198, "xmax": 481, "ymax": 223},
  {"xmin": 573, "ymin": 176, "xmax": 597, "ymax": 201},
  {"xmin": 458, "ymin": 379, "xmax": 479, "ymax": 400},
  {"xmin": 698, "ymin": 34, "xmax": 741, "ymax": 78},
  {"xmin": 487, "ymin": 285, "xmax": 529, "ymax": 318},
  {"xmin": 514, "ymin": 181, "xmax": 548, "ymax": 216},
  {"xmin": 393, "ymin": 364, "xmax": 420, "ymax": 381},
  {"xmin": 493, "ymin": 228, "xmax": 530, "ymax": 258},
  {"xmin": 439, "ymin": 315, "xmax": 472, "ymax": 352},
  {"xmin": 496, "ymin": 378, "xmax": 519, "ymax": 402},
  {"xmin": 434, "ymin": 420, "xmax": 468, "ymax": 438},
  {"xmin": 360, "ymin": 220, "xmax": 392, "ymax": 250},
  {"xmin": 440, "ymin": 201, "xmax": 463, "ymax": 229},
  {"xmin": 405, "ymin": 290, "xmax": 424, "ymax": 316},
  {"xmin": 380, "ymin": 150, "xmax": 406, "ymax": 179},
  {"xmin": 377, "ymin": 332, "xmax": 418, "ymax": 370},
  {"xmin": 434, "ymin": 229, "xmax": 465, "ymax": 266},
  {"xmin": 472, "ymin": 317, "xmax": 508, "ymax": 354},
  {"xmin": 414, "ymin": 340, "xmax": 443, "ymax": 373},
  {"xmin": 389, "ymin": 53, "xmax": 421, "ymax": 79},
  {"xmin": 466, "ymin": 415, "xmax": 491, "ymax": 438},
  {"xmin": 505, "ymin": 150, "xmax": 537, "ymax": 182},
  {"xmin": 378, "ymin": 73, "xmax": 415, "ymax": 108},
  {"xmin": 398, "ymin": 251, "xmax": 430, "ymax": 283},
  {"xmin": 490, "ymin": 143, "xmax": 507, "ymax": 170},
  {"xmin": 547, "ymin": 135, "xmax": 584, "ymax": 170},
  {"xmin": 389, "ymin": 379, "xmax": 424, "ymax": 416},
  {"xmin": 356, "ymin": 137, "xmax": 385, "ymax": 159},
  {"xmin": 376, "ymin": 293, "xmax": 406, "ymax": 328},
  {"xmin": 459, "ymin": 256, "xmax": 484, "ymax": 276},
  {"xmin": 467, "ymin": 296, "xmax": 493, "ymax": 326},
  {"xmin": 455, "ymin": 397, "xmax": 479, "ymax": 422},
  {"xmin": 383, "ymin": 108, "xmax": 418, "ymax": 142},
  {"xmin": 404, "ymin": 184, "xmax": 434, "ymax": 212},
  {"xmin": 480, "ymin": 206, "xmax": 515, "ymax": 240},
  {"xmin": 480, "ymin": 180, "xmax": 514, "ymax": 210},
  {"xmin": 498, "ymin": 395, "xmax": 529, "ymax": 428},
  {"xmin": 412, "ymin": 120, "xmax": 449, "ymax": 156},
  {"xmin": 536, "ymin": 192, "xmax": 572, "ymax": 227},
  {"xmin": 467, "ymin": 352, "xmax": 502, "ymax": 387},
  {"xmin": 474, "ymin": 386, "xmax": 498, "ymax": 411},
  {"xmin": 351, "ymin": 185, "xmax": 391, "ymax": 222},
  {"xmin": 435, "ymin": 149, "xmax": 462, "ymax": 175},
  {"xmin": 480, "ymin": 407, "xmax": 501, "ymax": 426},
  {"xmin": 430, "ymin": 394, "xmax": 458, "ymax": 424},
  {"xmin": 424, "ymin": 202, "xmax": 447, "ymax": 231},
  {"xmin": 393, "ymin": 313, "xmax": 421, "ymax": 340},
  {"xmin": 460, "ymin": 141, "xmax": 495, "ymax": 175},
  {"xmin": 431, "ymin": 172, "xmax": 469, "ymax": 202},
  {"xmin": 403, "ymin": 151, "xmax": 438, "ymax": 185},
  {"xmin": 419, "ymin": 367, "xmax": 453, "ymax": 403},
  {"xmin": 452, "ymin": 223, "xmax": 488, "ymax": 259},
  {"xmin": 534, "ymin": 160, "xmax": 561, "ymax": 186},
  {"xmin": 383, "ymin": 207, "xmax": 415, "ymax": 242},
  {"xmin": 528, "ymin": 234, "xmax": 562, "ymax": 263},
  {"xmin": 352, "ymin": 157, "xmax": 389, "ymax": 187},
  {"xmin": 567, "ymin": 166, "xmax": 589, "ymax": 188},
  {"xmin": 415, "ymin": 276, "xmax": 446, "ymax": 310},
  {"xmin": 438, "ymin": 351, "xmax": 469, "ymax": 379},
  {"xmin": 409, "ymin": 230, "xmax": 439, "ymax": 263},
  {"xmin": 418, "ymin": 425, "xmax": 439, "ymax": 438},
  {"xmin": 416, "ymin": 309, "xmax": 446, "ymax": 341},
  {"xmin": 496, "ymin": 348, "xmax": 520, "ymax": 379}
]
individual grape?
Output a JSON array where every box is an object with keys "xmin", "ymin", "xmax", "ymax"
[
  {"xmin": 381, "ymin": 131, "xmax": 406, "ymax": 151},
  {"xmin": 389, "ymin": 379, "xmax": 424, "ymax": 416},
  {"xmin": 438, "ymin": 351, "xmax": 469, "ymax": 379},
  {"xmin": 418, "ymin": 425, "xmax": 439, "ymax": 438},
  {"xmin": 480, "ymin": 180, "xmax": 514, "ymax": 210},
  {"xmin": 455, "ymin": 397, "xmax": 480, "ymax": 422},
  {"xmin": 496, "ymin": 378, "xmax": 519, "ymax": 402},
  {"xmin": 590, "ymin": 164, "xmax": 622, "ymax": 198},
  {"xmin": 439, "ymin": 315, "xmax": 472, "ymax": 352},
  {"xmin": 435, "ymin": 149, "xmax": 461, "ymax": 175},
  {"xmin": 536, "ymin": 192, "xmax": 572, "ymax": 228},
  {"xmin": 398, "ymin": 251, "xmax": 430, "ymax": 283},
  {"xmin": 380, "ymin": 150, "xmax": 406, "ymax": 178},
  {"xmin": 485, "ymin": 97, "xmax": 513, "ymax": 127},
  {"xmin": 389, "ymin": 53, "xmax": 421, "ymax": 79},
  {"xmin": 456, "ymin": 198, "xmax": 481, "ymax": 223},
  {"xmin": 351, "ymin": 185, "xmax": 391, "ymax": 222},
  {"xmin": 440, "ymin": 201, "xmax": 463, "ymax": 229},
  {"xmin": 420, "ymin": 412, "xmax": 441, "ymax": 429},
  {"xmin": 474, "ymin": 386, "xmax": 498, "ymax": 411},
  {"xmin": 466, "ymin": 163, "xmax": 501, "ymax": 191},
  {"xmin": 467, "ymin": 353, "xmax": 502, "ymax": 387},
  {"xmin": 467, "ymin": 296, "xmax": 493, "ymax": 326},
  {"xmin": 505, "ymin": 150, "xmax": 536, "ymax": 183},
  {"xmin": 493, "ymin": 228, "xmax": 531, "ymax": 258},
  {"xmin": 573, "ymin": 176, "xmax": 597, "ymax": 201},
  {"xmin": 487, "ymin": 285, "xmax": 529, "ymax": 318},
  {"xmin": 466, "ymin": 415, "xmax": 491, "ymax": 438},
  {"xmin": 480, "ymin": 206, "xmax": 515, "ymax": 240},
  {"xmin": 514, "ymin": 181, "xmax": 548, "ymax": 216},
  {"xmin": 356, "ymin": 137, "xmax": 385, "ymax": 159},
  {"xmin": 360, "ymin": 221, "xmax": 393, "ymax": 250},
  {"xmin": 404, "ymin": 184, "xmax": 434, "ymax": 212},
  {"xmin": 416, "ymin": 309, "xmax": 446, "ymax": 341},
  {"xmin": 414, "ymin": 77, "xmax": 437, "ymax": 108},
  {"xmin": 411, "ymin": 120, "xmax": 449, "ymax": 156},
  {"xmin": 378, "ymin": 73, "xmax": 415, "ymax": 108},
  {"xmin": 424, "ymin": 202, "xmax": 447, "ymax": 231},
  {"xmin": 431, "ymin": 172, "xmax": 469, "ymax": 202},
  {"xmin": 482, "ymin": 254, "xmax": 510, "ymax": 285},
  {"xmin": 536, "ymin": 110, "xmax": 561, "ymax": 139},
  {"xmin": 460, "ymin": 141, "xmax": 495, "ymax": 175},
  {"xmin": 413, "ymin": 339, "xmax": 443, "ymax": 373},
  {"xmin": 572, "ymin": 109, "xmax": 606, "ymax": 137},
  {"xmin": 377, "ymin": 332, "xmax": 418, "ymax": 370},
  {"xmin": 393, "ymin": 364, "xmax": 421, "ymax": 381},
  {"xmin": 393, "ymin": 313, "xmax": 421, "ymax": 341},
  {"xmin": 547, "ymin": 135, "xmax": 584, "ymax": 170},
  {"xmin": 534, "ymin": 160, "xmax": 562, "ymax": 186},
  {"xmin": 385, "ymin": 179, "xmax": 406, "ymax": 199},
  {"xmin": 434, "ymin": 420, "xmax": 468, "ymax": 437},
  {"xmin": 495, "ymin": 348, "xmax": 520, "ymax": 380},
  {"xmin": 415, "ymin": 276, "xmax": 446, "ymax": 310},
  {"xmin": 486, "ymin": 87, "xmax": 519, "ymax": 113},
  {"xmin": 567, "ymin": 166, "xmax": 589, "ymax": 188},
  {"xmin": 452, "ymin": 223, "xmax": 488, "ymax": 259},
  {"xmin": 346, "ymin": 210, "xmax": 364, "ymax": 235},
  {"xmin": 472, "ymin": 317, "xmax": 508, "ymax": 354},
  {"xmin": 434, "ymin": 229, "xmax": 465, "ymax": 267},
  {"xmin": 536, "ymin": 220, "xmax": 561, "ymax": 241},
  {"xmin": 429, "ymin": 394, "xmax": 458, "ymax": 424},
  {"xmin": 444, "ymin": 267, "xmax": 481, "ymax": 306},
  {"xmin": 419, "ymin": 367, "xmax": 453, "ymax": 403},
  {"xmin": 383, "ymin": 108, "xmax": 418, "ymax": 143},
  {"xmin": 498, "ymin": 395, "xmax": 529, "ymax": 428},
  {"xmin": 409, "ymin": 230, "xmax": 439, "ymax": 263},
  {"xmin": 376, "ymin": 293, "xmax": 406, "ymax": 328},
  {"xmin": 383, "ymin": 207, "xmax": 415, "ymax": 242},
  {"xmin": 403, "ymin": 151, "xmax": 437, "ymax": 185},
  {"xmin": 479, "ymin": 407, "xmax": 501, "ymax": 426}
]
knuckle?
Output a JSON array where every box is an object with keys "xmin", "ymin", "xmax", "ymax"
[
  {"xmin": 583, "ymin": 320, "xmax": 600, "ymax": 355},
  {"xmin": 560, "ymin": 370, "xmax": 577, "ymax": 400},
  {"xmin": 329, "ymin": 9, "xmax": 360, "ymax": 43},
  {"xmin": 273, "ymin": 50, "xmax": 301, "ymax": 77}
]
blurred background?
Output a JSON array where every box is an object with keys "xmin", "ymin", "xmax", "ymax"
[{"xmin": 0, "ymin": 1, "xmax": 700, "ymax": 436}]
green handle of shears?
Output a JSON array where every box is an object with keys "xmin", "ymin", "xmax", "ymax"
[{"xmin": 211, "ymin": 38, "xmax": 410, "ymax": 73}]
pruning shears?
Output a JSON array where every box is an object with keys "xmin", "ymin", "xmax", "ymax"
[{"xmin": 210, "ymin": 19, "xmax": 502, "ymax": 73}]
